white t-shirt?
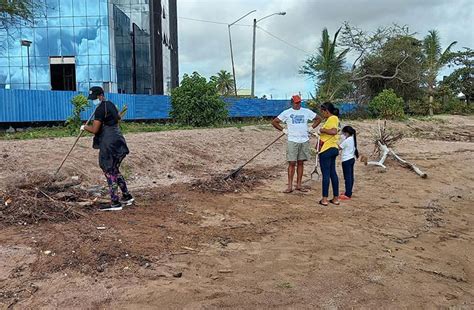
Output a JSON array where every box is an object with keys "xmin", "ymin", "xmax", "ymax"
[
  {"xmin": 340, "ymin": 136, "xmax": 355, "ymax": 162},
  {"xmin": 277, "ymin": 108, "xmax": 317, "ymax": 143}
]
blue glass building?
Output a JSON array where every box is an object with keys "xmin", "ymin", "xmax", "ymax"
[{"xmin": 0, "ymin": 0, "xmax": 178, "ymax": 95}]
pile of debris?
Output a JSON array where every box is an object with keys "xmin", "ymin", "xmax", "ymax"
[
  {"xmin": 0, "ymin": 172, "xmax": 98, "ymax": 225},
  {"xmin": 191, "ymin": 170, "xmax": 273, "ymax": 193}
]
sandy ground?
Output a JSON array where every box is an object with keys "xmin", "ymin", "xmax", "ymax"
[{"xmin": 0, "ymin": 116, "xmax": 473, "ymax": 309}]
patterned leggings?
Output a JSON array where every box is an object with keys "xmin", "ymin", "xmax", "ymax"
[{"xmin": 104, "ymin": 167, "xmax": 129, "ymax": 203}]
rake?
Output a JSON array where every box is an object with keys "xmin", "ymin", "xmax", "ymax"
[{"xmin": 224, "ymin": 133, "xmax": 285, "ymax": 180}]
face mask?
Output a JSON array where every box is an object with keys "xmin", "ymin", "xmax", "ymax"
[{"xmin": 92, "ymin": 99, "xmax": 101, "ymax": 106}]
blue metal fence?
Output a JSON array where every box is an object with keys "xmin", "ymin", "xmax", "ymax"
[{"xmin": 0, "ymin": 89, "xmax": 356, "ymax": 123}]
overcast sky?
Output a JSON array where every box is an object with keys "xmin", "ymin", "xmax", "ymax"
[{"xmin": 177, "ymin": 0, "xmax": 474, "ymax": 99}]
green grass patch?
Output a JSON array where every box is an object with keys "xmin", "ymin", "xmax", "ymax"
[{"xmin": 0, "ymin": 119, "xmax": 273, "ymax": 141}]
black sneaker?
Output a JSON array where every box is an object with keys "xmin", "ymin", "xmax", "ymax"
[
  {"xmin": 99, "ymin": 202, "xmax": 123, "ymax": 211},
  {"xmin": 121, "ymin": 193, "xmax": 135, "ymax": 206}
]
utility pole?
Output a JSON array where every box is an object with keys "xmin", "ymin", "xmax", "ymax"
[
  {"xmin": 228, "ymin": 10, "xmax": 256, "ymax": 97},
  {"xmin": 251, "ymin": 19, "xmax": 257, "ymax": 98},
  {"xmin": 228, "ymin": 25, "xmax": 238, "ymax": 96},
  {"xmin": 250, "ymin": 12, "xmax": 286, "ymax": 98}
]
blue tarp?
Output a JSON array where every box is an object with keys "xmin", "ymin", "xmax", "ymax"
[{"xmin": 0, "ymin": 89, "xmax": 356, "ymax": 123}]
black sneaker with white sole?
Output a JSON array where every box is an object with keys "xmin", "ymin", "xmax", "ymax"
[
  {"xmin": 99, "ymin": 202, "xmax": 123, "ymax": 211},
  {"xmin": 121, "ymin": 193, "xmax": 135, "ymax": 206}
]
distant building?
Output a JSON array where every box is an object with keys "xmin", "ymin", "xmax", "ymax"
[
  {"xmin": 0, "ymin": 0, "xmax": 178, "ymax": 95},
  {"xmin": 237, "ymin": 89, "xmax": 252, "ymax": 98}
]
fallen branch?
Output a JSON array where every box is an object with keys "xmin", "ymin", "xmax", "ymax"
[
  {"xmin": 367, "ymin": 122, "xmax": 427, "ymax": 178},
  {"xmin": 389, "ymin": 149, "xmax": 428, "ymax": 178},
  {"xmin": 367, "ymin": 142, "xmax": 389, "ymax": 168}
]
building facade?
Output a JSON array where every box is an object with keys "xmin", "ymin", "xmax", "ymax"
[{"xmin": 0, "ymin": 0, "xmax": 178, "ymax": 95}]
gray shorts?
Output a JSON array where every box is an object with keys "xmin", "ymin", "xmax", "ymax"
[{"xmin": 287, "ymin": 141, "xmax": 311, "ymax": 162}]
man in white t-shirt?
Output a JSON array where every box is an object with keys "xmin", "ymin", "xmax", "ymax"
[{"xmin": 272, "ymin": 95, "xmax": 322, "ymax": 193}]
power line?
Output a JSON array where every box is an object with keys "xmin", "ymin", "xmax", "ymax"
[
  {"xmin": 179, "ymin": 16, "xmax": 251, "ymax": 27},
  {"xmin": 256, "ymin": 26, "xmax": 311, "ymax": 54}
]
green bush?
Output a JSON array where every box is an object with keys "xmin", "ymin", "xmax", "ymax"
[
  {"xmin": 407, "ymin": 98, "xmax": 441, "ymax": 116},
  {"xmin": 441, "ymin": 98, "xmax": 473, "ymax": 115},
  {"xmin": 368, "ymin": 89, "xmax": 405, "ymax": 120},
  {"xmin": 170, "ymin": 72, "xmax": 228, "ymax": 127},
  {"xmin": 65, "ymin": 94, "xmax": 90, "ymax": 134}
]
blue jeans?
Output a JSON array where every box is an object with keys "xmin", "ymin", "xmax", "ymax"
[
  {"xmin": 342, "ymin": 158, "xmax": 355, "ymax": 197},
  {"xmin": 319, "ymin": 147, "xmax": 339, "ymax": 197}
]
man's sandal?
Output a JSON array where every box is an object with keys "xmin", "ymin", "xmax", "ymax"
[
  {"xmin": 319, "ymin": 199, "xmax": 328, "ymax": 206},
  {"xmin": 329, "ymin": 199, "xmax": 340, "ymax": 205}
]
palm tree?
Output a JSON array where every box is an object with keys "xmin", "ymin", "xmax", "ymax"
[
  {"xmin": 423, "ymin": 30, "xmax": 457, "ymax": 115},
  {"xmin": 300, "ymin": 27, "xmax": 350, "ymax": 101},
  {"xmin": 211, "ymin": 70, "xmax": 235, "ymax": 96}
]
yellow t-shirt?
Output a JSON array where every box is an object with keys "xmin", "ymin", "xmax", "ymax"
[{"xmin": 320, "ymin": 115, "xmax": 339, "ymax": 153}]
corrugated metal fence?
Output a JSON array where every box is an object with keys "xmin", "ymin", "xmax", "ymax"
[{"xmin": 0, "ymin": 89, "xmax": 355, "ymax": 123}]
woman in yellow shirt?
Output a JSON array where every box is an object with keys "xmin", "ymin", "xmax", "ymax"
[{"xmin": 318, "ymin": 102, "xmax": 340, "ymax": 206}]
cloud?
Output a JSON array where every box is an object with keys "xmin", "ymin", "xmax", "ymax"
[{"xmin": 178, "ymin": 0, "xmax": 474, "ymax": 98}]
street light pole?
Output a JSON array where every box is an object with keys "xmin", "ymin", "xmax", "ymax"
[
  {"xmin": 228, "ymin": 25, "xmax": 238, "ymax": 96},
  {"xmin": 228, "ymin": 10, "xmax": 256, "ymax": 96},
  {"xmin": 21, "ymin": 40, "xmax": 32, "ymax": 90},
  {"xmin": 250, "ymin": 12, "xmax": 286, "ymax": 98}
]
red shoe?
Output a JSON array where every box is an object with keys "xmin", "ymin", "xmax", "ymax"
[{"xmin": 339, "ymin": 194, "xmax": 351, "ymax": 200}]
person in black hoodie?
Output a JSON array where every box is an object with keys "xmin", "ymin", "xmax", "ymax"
[{"xmin": 82, "ymin": 86, "xmax": 134, "ymax": 211}]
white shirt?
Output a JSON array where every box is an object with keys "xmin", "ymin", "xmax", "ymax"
[
  {"xmin": 340, "ymin": 136, "xmax": 355, "ymax": 162},
  {"xmin": 277, "ymin": 108, "xmax": 317, "ymax": 143}
]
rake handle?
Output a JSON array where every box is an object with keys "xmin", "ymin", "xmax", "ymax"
[
  {"xmin": 238, "ymin": 133, "xmax": 285, "ymax": 170},
  {"xmin": 55, "ymin": 107, "xmax": 97, "ymax": 176}
]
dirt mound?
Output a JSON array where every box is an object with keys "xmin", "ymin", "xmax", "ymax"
[
  {"xmin": 0, "ymin": 172, "xmax": 96, "ymax": 225},
  {"xmin": 190, "ymin": 169, "xmax": 276, "ymax": 193}
]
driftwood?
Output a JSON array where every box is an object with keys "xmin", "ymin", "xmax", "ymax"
[{"xmin": 367, "ymin": 122, "xmax": 428, "ymax": 178}]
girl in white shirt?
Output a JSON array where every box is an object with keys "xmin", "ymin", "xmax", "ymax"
[{"xmin": 339, "ymin": 126, "xmax": 359, "ymax": 200}]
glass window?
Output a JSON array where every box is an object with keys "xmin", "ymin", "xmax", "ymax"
[
  {"xmin": 86, "ymin": 0, "xmax": 100, "ymax": 16},
  {"xmin": 76, "ymin": 65, "xmax": 89, "ymax": 82},
  {"xmin": 34, "ymin": 28, "xmax": 50, "ymax": 57},
  {"xmin": 46, "ymin": 0, "xmax": 60, "ymax": 17},
  {"xmin": 60, "ymin": 0, "xmax": 73, "ymax": 17},
  {"xmin": 99, "ymin": 26, "xmax": 109, "ymax": 55},
  {"xmin": 76, "ymin": 55, "xmax": 88, "ymax": 65},
  {"xmin": 36, "ymin": 66, "xmax": 50, "ymax": 83},
  {"xmin": 47, "ymin": 17, "xmax": 61, "ymax": 27},
  {"xmin": 34, "ymin": 57, "xmax": 49, "ymax": 66},
  {"xmin": 10, "ymin": 67, "xmax": 23, "ymax": 83},
  {"xmin": 34, "ymin": 18, "xmax": 47, "ymax": 27},
  {"xmin": 73, "ymin": 17, "xmax": 87, "ymax": 27},
  {"xmin": 0, "ymin": 57, "xmax": 8, "ymax": 66},
  {"xmin": 73, "ymin": 0, "xmax": 87, "ymax": 18},
  {"xmin": 47, "ymin": 27, "xmax": 60, "ymax": 55},
  {"xmin": 88, "ymin": 55, "xmax": 101, "ymax": 64},
  {"xmin": 87, "ymin": 17, "xmax": 100, "ymax": 27},
  {"xmin": 9, "ymin": 56, "xmax": 22, "ymax": 66},
  {"xmin": 36, "ymin": 83, "xmax": 51, "ymax": 90},
  {"xmin": 101, "ymin": 55, "xmax": 110, "ymax": 66},
  {"xmin": 89, "ymin": 65, "xmax": 102, "ymax": 81},
  {"xmin": 22, "ymin": 67, "xmax": 31, "ymax": 84},
  {"xmin": 99, "ymin": 0, "xmax": 108, "ymax": 17},
  {"xmin": 60, "ymin": 28, "xmax": 75, "ymax": 55},
  {"xmin": 60, "ymin": 17, "xmax": 74, "ymax": 27},
  {"xmin": 102, "ymin": 65, "xmax": 111, "ymax": 81}
]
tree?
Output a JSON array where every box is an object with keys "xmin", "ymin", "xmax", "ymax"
[
  {"xmin": 341, "ymin": 23, "xmax": 423, "ymax": 104},
  {"xmin": 300, "ymin": 28, "xmax": 350, "ymax": 102},
  {"xmin": 170, "ymin": 72, "xmax": 228, "ymax": 127},
  {"xmin": 423, "ymin": 30, "xmax": 457, "ymax": 115},
  {"xmin": 0, "ymin": 0, "xmax": 40, "ymax": 31},
  {"xmin": 368, "ymin": 89, "xmax": 405, "ymax": 120},
  {"xmin": 442, "ymin": 48, "xmax": 474, "ymax": 104},
  {"xmin": 359, "ymin": 35, "xmax": 424, "ymax": 102},
  {"xmin": 210, "ymin": 70, "xmax": 235, "ymax": 96}
]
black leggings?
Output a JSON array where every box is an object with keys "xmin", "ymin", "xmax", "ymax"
[{"xmin": 319, "ymin": 147, "xmax": 339, "ymax": 197}]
